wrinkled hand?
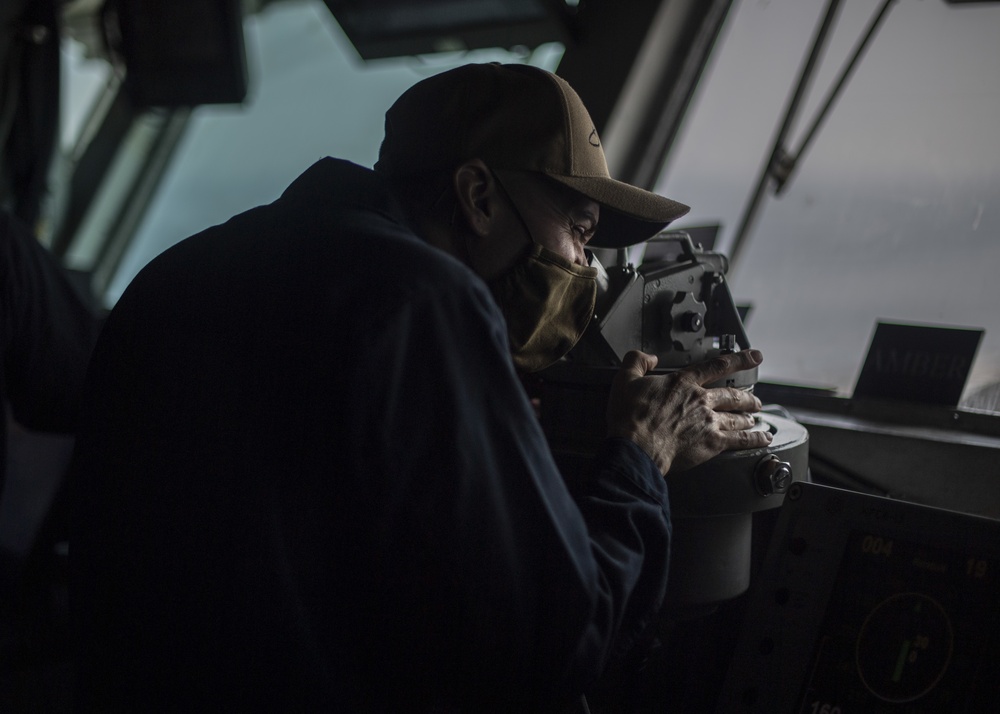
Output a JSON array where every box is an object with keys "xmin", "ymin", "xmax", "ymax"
[{"xmin": 606, "ymin": 349, "xmax": 772, "ymax": 475}]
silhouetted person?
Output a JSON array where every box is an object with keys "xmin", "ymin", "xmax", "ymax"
[
  {"xmin": 1, "ymin": 208, "xmax": 101, "ymax": 712},
  {"xmin": 71, "ymin": 63, "xmax": 769, "ymax": 713}
]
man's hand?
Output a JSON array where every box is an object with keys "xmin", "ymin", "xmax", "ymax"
[{"xmin": 606, "ymin": 349, "xmax": 771, "ymax": 475}]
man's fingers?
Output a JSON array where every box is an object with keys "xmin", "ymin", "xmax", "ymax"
[
  {"xmin": 707, "ymin": 386, "xmax": 763, "ymax": 413},
  {"xmin": 619, "ymin": 350, "xmax": 659, "ymax": 379},
  {"xmin": 724, "ymin": 427, "xmax": 773, "ymax": 451},
  {"xmin": 721, "ymin": 412, "xmax": 757, "ymax": 431},
  {"xmin": 685, "ymin": 349, "xmax": 762, "ymax": 385}
]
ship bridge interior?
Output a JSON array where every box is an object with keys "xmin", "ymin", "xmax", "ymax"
[{"xmin": 2, "ymin": 1, "xmax": 999, "ymax": 711}]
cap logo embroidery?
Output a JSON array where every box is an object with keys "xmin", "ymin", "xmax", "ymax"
[{"xmin": 588, "ymin": 128, "xmax": 601, "ymax": 147}]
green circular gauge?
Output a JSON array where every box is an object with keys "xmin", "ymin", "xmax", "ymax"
[{"xmin": 856, "ymin": 592, "xmax": 954, "ymax": 703}]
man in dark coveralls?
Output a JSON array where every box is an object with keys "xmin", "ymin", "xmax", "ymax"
[
  {"xmin": 70, "ymin": 63, "xmax": 770, "ymax": 712},
  {"xmin": 1, "ymin": 209, "xmax": 101, "ymax": 711},
  {"xmin": 1, "ymin": 210, "xmax": 100, "ymax": 496}
]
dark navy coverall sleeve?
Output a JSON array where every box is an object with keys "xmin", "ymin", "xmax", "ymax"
[{"xmin": 348, "ymin": 267, "xmax": 672, "ymax": 709}]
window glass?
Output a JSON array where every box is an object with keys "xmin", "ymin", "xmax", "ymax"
[
  {"xmin": 60, "ymin": 37, "xmax": 112, "ymax": 150},
  {"xmin": 105, "ymin": 0, "xmax": 563, "ymax": 303},
  {"xmin": 657, "ymin": 0, "xmax": 1000, "ymax": 403}
]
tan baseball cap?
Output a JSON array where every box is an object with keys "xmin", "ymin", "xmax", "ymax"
[{"xmin": 374, "ymin": 62, "xmax": 689, "ymax": 249}]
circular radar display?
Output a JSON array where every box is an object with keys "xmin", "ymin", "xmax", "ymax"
[{"xmin": 856, "ymin": 592, "xmax": 954, "ymax": 703}]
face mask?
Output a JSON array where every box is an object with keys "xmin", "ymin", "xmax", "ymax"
[{"xmin": 488, "ymin": 242, "xmax": 597, "ymax": 373}]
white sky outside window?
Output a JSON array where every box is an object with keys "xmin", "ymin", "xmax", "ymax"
[
  {"xmin": 103, "ymin": 0, "xmax": 563, "ymax": 303},
  {"xmin": 68, "ymin": 0, "xmax": 1000, "ymax": 404},
  {"xmin": 658, "ymin": 0, "xmax": 1000, "ymax": 402}
]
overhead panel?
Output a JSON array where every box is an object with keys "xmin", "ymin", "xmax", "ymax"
[
  {"xmin": 321, "ymin": 0, "xmax": 576, "ymax": 59},
  {"xmin": 104, "ymin": 0, "xmax": 249, "ymax": 107}
]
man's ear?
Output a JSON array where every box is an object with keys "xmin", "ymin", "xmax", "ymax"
[{"xmin": 453, "ymin": 159, "xmax": 498, "ymax": 238}]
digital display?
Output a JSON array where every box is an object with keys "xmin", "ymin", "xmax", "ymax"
[{"xmin": 797, "ymin": 531, "xmax": 1000, "ymax": 712}]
